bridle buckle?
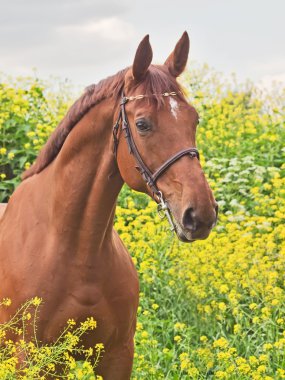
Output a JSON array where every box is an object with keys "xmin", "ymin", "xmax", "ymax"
[{"xmin": 157, "ymin": 191, "xmax": 176, "ymax": 232}]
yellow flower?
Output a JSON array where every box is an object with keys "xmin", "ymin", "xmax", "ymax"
[
  {"xmin": 67, "ymin": 319, "xmax": 76, "ymax": 326},
  {"xmin": 263, "ymin": 183, "xmax": 272, "ymax": 190},
  {"xmin": 252, "ymin": 316, "xmax": 260, "ymax": 324},
  {"xmin": 136, "ymin": 322, "xmax": 143, "ymax": 331},
  {"xmin": 249, "ymin": 356, "xmax": 259, "ymax": 366},
  {"xmin": 233, "ymin": 324, "xmax": 241, "ymax": 334},
  {"xmin": 217, "ymin": 351, "xmax": 231, "ymax": 360},
  {"xmin": 24, "ymin": 312, "xmax": 31, "ymax": 321},
  {"xmin": 8, "ymin": 152, "xmax": 15, "ymax": 160},
  {"xmin": 206, "ymin": 361, "xmax": 214, "ymax": 370},
  {"xmin": 251, "ymin": 187, "xmax": 259, "ymax": 195},
  {"xmin": 32, "ymin": 297, "xmax": 42, "ymax": 306},
  {"xmin": 174, "ymin": 322, "xmax": 186, "ymax": 330},
  {"xmin": 277, "ymin": 369, "xmax": 285, "ymax": 378},
  {"xmin": 141, "ymin": 331, "xmax": 148, "ymax": 338},
  {"xmin": 263, "ymin": 343, "xmax": 273, "ymax": 351},
  {"xmin": 213, "ymin": 337, "xmax": 229, "ymax": 349},
  {"xmin": 81, "ymin": 317, "xmax": 97, "ymax": 330},
  {"xmin": 218, "ymin": 302, "xmax": 227, "ymax": 312},
  {"xmin": 257, "ymin": 364, "xmax": 267, "ymax": 373},
  {"xmin": 215, "ymin": 370, "xmax": 227, "ymax": 379},
  {"xmin": 1, "ymin": 298, "xmax": 11, "ymax": 306},
  {"xmin": 249, "ymin": 303, "xmax": 258, "ymax": 310},
  {"xmin": 238, "ymin": 362, "xmax": 251, "ymax": 374},
  {"xmin": 259, "ymin": 354, "xmax": 269, "ymax": 363},
  {"xmin": 219, "ymin": 284, "xmax": 229, "ymax": 293},
  {"xmin": 95, "ymin": 343, "xmax": 104, "ymax": 351}
]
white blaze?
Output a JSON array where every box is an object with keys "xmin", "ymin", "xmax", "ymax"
[{"xmin": 169, "ymin": 97, "xmax": 179, "ymax": 120}]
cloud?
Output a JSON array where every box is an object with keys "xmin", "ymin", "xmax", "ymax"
[
  {"xmin": 0, "ymin": 0, "xmax": 137, "ymax": 84},
  {"xmin": 0, "ymin": 0, "xmax": 129, "ymax": 27},
  {"xmin": 58, "ymin": 17, "xmax": 135, "ymax": 42},
  {"xmin": 0, "ymin": 0, "xmax": 131, "ymax": 49}
]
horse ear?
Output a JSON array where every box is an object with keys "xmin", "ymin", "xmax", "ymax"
[
  {"xmin": 132, "ymin": 35, "xmax": 153, "ymax": 81},
  {"xmin": 164, "ymin": 31, "xmax": 190, "ymax": 77}
]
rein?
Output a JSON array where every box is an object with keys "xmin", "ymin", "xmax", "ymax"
[{"xmin": 113, "ymin": 92, "xmax": 200, "ymax": 232}]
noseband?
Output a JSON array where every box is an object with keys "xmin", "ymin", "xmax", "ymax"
[{"xmin": 113, "ymin": 92, "xmax": 200, "ymax": 232}]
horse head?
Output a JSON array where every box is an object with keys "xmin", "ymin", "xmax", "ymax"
[{"xmin": 115, "ymin": 32, "xmax": 218, "ymax": 242}]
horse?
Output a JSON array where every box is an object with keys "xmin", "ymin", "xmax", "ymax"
[{"xmin": 0, "ymin": 32, "xmax": 217, "ymax": 379}]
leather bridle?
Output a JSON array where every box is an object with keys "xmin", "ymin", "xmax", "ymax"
[{"xmin": 113, "ymin": 91, "xmax": 200, "ymax": 232}]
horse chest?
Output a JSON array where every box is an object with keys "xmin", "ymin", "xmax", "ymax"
[
  {"xmin": 70, "ymin": 257, "xmax": 139, "ymax": 318},
  {"xmin": 41, "ymin": 264, "xmax": 139, "ymax": 346}
]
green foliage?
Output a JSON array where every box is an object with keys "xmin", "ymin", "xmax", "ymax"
[
  {"xmin": 184, "ymin": 65, "xmax": 285, "ymax": 167},
  {"xmin": 0, "ymin": 74, "xmax": 73, "ymax": 201}
]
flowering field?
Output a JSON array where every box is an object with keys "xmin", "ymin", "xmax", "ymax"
[{"xmin": 0, "ymin": 67, "xmax": 285, "ymax": 379}]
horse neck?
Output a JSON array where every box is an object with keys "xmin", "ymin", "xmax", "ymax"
[{"xmin": 47, "ymin": 98, "xmax": 124, "ymax": 257}]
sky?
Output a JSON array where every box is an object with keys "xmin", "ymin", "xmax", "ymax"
[{"xmin": 0, "ymin": 0, "xmax": 284, "ymax": 88}]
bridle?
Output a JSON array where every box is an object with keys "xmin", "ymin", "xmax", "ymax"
[{"xmin": 113, "ymin": 91, "xmax": 200, "ymax": 232}]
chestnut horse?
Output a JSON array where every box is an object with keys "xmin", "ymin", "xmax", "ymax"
[{"xmin": 0, "ymin": 32, "xmax": 217, "ymax": 379}]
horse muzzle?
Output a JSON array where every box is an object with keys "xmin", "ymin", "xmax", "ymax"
[{"xmin": 172, "ymin": 204, "xmax": 218, "ymax": 243}]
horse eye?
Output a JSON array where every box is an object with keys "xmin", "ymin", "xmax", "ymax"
[{"xmin": 135, "ymin": 119, "xmax": 150, "ymax": 132}]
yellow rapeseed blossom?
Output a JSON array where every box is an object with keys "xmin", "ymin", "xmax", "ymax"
[
  {"xmin": 7, "ymin": 152, "xmax": 14, "ymax": 160},
  {"xmin": 213, "ymin": 337, "xmax": 229, "ymax": 349}
]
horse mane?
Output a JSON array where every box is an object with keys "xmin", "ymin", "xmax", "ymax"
[{"xmin": 22, "ymin": 65, "xmax": 184, "ymax": 180}]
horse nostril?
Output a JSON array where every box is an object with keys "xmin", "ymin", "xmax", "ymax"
[{"xmin": 182, "ymin": 207, "xmax": 197, "ymax": 231}]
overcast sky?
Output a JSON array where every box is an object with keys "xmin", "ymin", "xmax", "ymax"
[{"xmin": 0, "ymin": 0, "xmax": 284, "ymax": 87}]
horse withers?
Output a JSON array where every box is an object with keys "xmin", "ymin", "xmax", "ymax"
[{"xmin": 0, "ymin": 32, "xmax": 217, "ymax": 379}]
